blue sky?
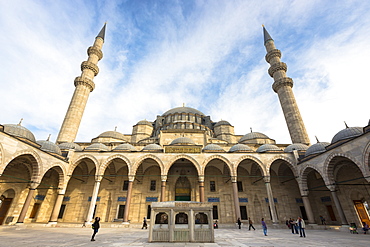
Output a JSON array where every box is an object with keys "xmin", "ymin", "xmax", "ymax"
[{"xmin": 1, "ymin": 0, "xmax": 369, "ymax": 145}]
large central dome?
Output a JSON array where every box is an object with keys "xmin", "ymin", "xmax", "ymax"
[{"xmin": 162, "ymin": 106, "xmax": 205, "ymax": 116}]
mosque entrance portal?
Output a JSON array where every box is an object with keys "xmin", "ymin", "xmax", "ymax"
[{"xmin": 175, "ymin": 176, "xmax": 191, "ymax": 201}]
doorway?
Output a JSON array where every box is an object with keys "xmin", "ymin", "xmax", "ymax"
[
  {"xmin": 353, "ymin": 200, "xmax": 370, "ymax": 225},
  {"xmin": 0, "ymin": 198, "xmax": 13, "ymax": 225},
  {"xmin": 175, "ymin": 176, "xmax": 191, "ymax": 201}
]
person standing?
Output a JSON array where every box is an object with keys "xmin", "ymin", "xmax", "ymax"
[
  {"xmin": 237, "ymin": 218, "xmax": 242, "ymax": 229},
  {"xmin": 142, "ymin": 217, "xmax": 148, "ymax": 229},
  {"xmin": 320, "ymin": 215, "xmax": 326, "ymax": 225},
  {"xmin": 362, "ymin": 222, "xmax": 369, "ymax": 234},
  {"xmin": 298, "ymin": 216, "xmax": 306, "ymax": 238},
  {"xmin": 248, "ymin": 217, "xmax": 255, "ymax": 230},
  {"xmin": 261, "ymin": 218, "xmax": 267, "ymax": 236},
  {"xmin": 91, "ymin": 217, "xmax": 100, "ymax": 241},
  {"xmin": 289, "ymin": 218, "xmax": 295, "ymax": 234}
]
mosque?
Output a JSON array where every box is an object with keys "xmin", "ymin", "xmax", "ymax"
[{"xmin": 0, "ymin": 24, "xmax": 369, "ymax": 229}]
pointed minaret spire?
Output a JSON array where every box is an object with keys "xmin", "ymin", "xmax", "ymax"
[
  {"xmin": 56, "ymin": 24, "xmax": 106, "ymax": 144},
  {"xmin": 263, "ymin": 26, "xmax": 310, "ymax": 145},
  {"xmin": 344, "ymin": 121, "xmax": 349, "ymax": 128},
  {"xmin": 315, "ymin": 136, "xmax": 320, "ymax": 143}
]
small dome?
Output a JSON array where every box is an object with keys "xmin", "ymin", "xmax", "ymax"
[
  {"xmin": 162, "ymin": 106, "xmax": 205, "ymax": 116},
  {"xmin": 331, "ymin": 127, "xmax": 363, "ymax": 143},
  {"xmin": 98, "ymin": 130, "xmax": 126, "ymax": 140},
  {"xmin": 136, "ymin": 120, "xmax": 153, "ymax": 127},
  {"xmin": 203, "ymin": 144, "xmax": 224, "ymax": 152},
  {"xmin": 305, "ymin": 142, "xmax": 330, "ymax": 157},
  {"xmin": 3, "ymin": 124, "xmax": 36, "ymax": 142},
  {"xmin": 114, "ymin": 143, "xmax": 137, "ymax": 151},
  {"xmin": 256, "ymin": 144, "xmax": 281, "ymax": 153},
  {"xmin": 229, "ymin": 144, "xmax": 253, "ymax": 153},
  {"xmin": 170, "ymin": 137, "xmax": 195, "ymax": 145},
  {"xmin": 37, "ymin": 140, "xmax": 62, "ymax": 155},
  {"xmin": 142, "ymin": 144, "xmax": 163, "ymax": 151},
  {"xmin": 85, "ymin": 143, "xmax": 109, "ymax": 151},
  {"xmin": 214, "ymin": 120, "xmax": 231, "ymax": 127},
  {"xmin": 58, "ymin": 142, "xmax": 83, "ymax": 151},
  {"xmin": 284, "ymin": 143, "xmax": 309, "ymax": 153},
  {"xmin": 239, "ymin": 132, "xmax": 269, "ymax": 143}
]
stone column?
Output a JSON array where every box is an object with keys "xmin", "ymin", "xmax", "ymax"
[
  {"xmin": 231, "ymin": 176, "xmax": 241, "ymax": 220},
  {"xmin": 328, "ymin": 185, "xmax": 348, "ymax": 225},
  {"xmin": 160, "ymin": 175, "xmax": 167, "ymax": 202},
  {"xmin": 86, "ymin": 176, "xmax": 102, "ymax": 223},
  {"xmin": 123, "ymin": 175, "xmax": 135, "ymax": 223},
  {"xmin": 189, "ymin": 209, "xmax": 194, "ymax": 242},
  {"xmin": 48, "ymin": 189, "xmax": 66, "ymax": 223},
  {"xmin": 198, "ymin": 175, "xmax": 205, "ymax": 203},
  {"xmin": 16, "ymin": 187, "xmax": 36, "ymax": 223},
  {"xmin": 264, "ymin": 176, "xmax": 278, "ymax": 223},
  {"xmin": 301, "ymin": 194, "xmax": 315, "ymax": 224},
  {"xmin": 169, "ymin": 209, "xmax": 174, "ymax": 242}
]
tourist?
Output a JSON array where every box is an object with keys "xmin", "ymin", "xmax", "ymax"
[
  {"xmin": 248, "ymin": 217, "xmax": 255, "ymax": 230},
  {"xmin": 289, "ymin": 218, "xmax": 295, "ymax": 234},
  {"xmin": 261, "ymin": 218, "xmax": 267, "ymax": 236},
  {"xmin": 91, "ymin": 217, "xmax": 100, "ymax": 241},
  {"xmin": 142, "ymin": 217, "xmax": 148, "ymax": 229},
  {"xmin": 362, "ymin": 222, "xmax": 369, "ymax": 234},
  {"xmin": 297, "ymin": 216, "xmax": 306, "ymax": 238},
  {"xmin": 320, "ymin": 215, "xmax": 326, "ymax": 225},
  {"xmin": 237, "ymin": 218, "xmax": 242, "ymax": 229}
]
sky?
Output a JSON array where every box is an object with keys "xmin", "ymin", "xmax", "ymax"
[{"xmin": 0, "ymin": 0, "xmax": 369, "ymax": 145}]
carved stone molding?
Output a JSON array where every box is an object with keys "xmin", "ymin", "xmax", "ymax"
[
  {"xmin": 87, "ymin": 46, "xmax": 103, "ymax": 60},
  {"xmin": 268, "ymin": 62, "xmax": 287, "ymax": 77},
  {"xmin": 74, "ymin": 76, "xmax": 95, "ymax": 92},
  {"xmin": 272, "ymin": 77, "xmax": 293, "ymax": 92},
  {"xmin": 265, "ymin": 49, "xmax": 281, "ymax": 63},
  {"xmin": 81, "ymin": 61, "xmax": 99, "ymax": 76}
]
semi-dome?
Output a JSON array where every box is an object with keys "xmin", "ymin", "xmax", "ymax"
[
  {"xmin": 229, "ymin": 144, "xmax": 253, "ymax": 153},
  {"xmin": 170, "ymin": 137, "xmax": 195, "ymax": 145},
  {"xmin": 203, "ymin": 144, "xmax": 224, "ymax": 152},
  {"xmin": 85, "ymin": 143, "xmax": 109, "ymax": 151},
  {"xmin": 331, "ymin": 127, "xmax": 363, "ymax": 143},
  {"xmin": 214, "ymin": 120, "xmax": 231, "ymax": 127},
  {"xmin": 114, "ymin": 143, "xmax": 137, "ymax": 151},
  {"xmin": 136, "ymin": 120, "xmax": 153, "ymax": 127},
  {"xmin": 37, "ymin": 140, "xmax": 62, "ymax": 155},
  {"xmin": 162, "ymin": 106, "xmax": 204, "ymax": 116},
  {"xmin": 3, "ymin": 124, "xmax": 36, "ymax": 142},
  {"xmin": 98, "ymin": 130, "xmax": 126, "ymax": 140},
  {"xmin": 256, "ymin": 144, "xmax": 281, "ymax": 153},
  {"xmin": 58, "ymin": 142, "xmax": 83, "ymax": 151},
  {"xmin": 305, "ymin": 142, "xmax": 330, "ymax": 157},
  {"xmin": 239, "ymin": 132, "xmax": 269, "ymax": 143},
  {"xmin": 284, "ymin": 143, "xmax": 309, "ymax": 153},
  {"xmin": 142, "ymin": 144, "xmax": 163, "ymax": 151}
]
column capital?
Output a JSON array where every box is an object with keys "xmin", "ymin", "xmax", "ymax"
[
  {"xmin": 198, "ymin": 175, "xmax": 205, "ymax": 183},
  {"xmin": 95, "ymin": 175, "xmax": 102, "ymax": 182},
  {"xmin": 327, "ymin": 184, "xmax": 336, "ymax": 192},
  {"xmin": 231, "ymin": 176, "xmax": 237, "ymax": 183},
  {"xmin": 263, "ymin": 176, "xmax": 270, "ymax": 183},
  {"xmin": 57, "ymin": 188, "xmax": 66, "ymax": 195},
  {"xmin": 128, "ymin": 175, "xmax": 135, "ymax": 182},
  {"xmin": 161, "ymin": 175, "xmax": 167, "ymax": 182}
]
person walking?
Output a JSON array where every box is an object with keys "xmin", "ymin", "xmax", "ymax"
[
  {"xmin": 237, "ymin": 218, "xmax": 242, "ymax": 229},
  {"xmin": 319, "ymin": 215, "xmax": 326, "ymax": 225},
  {"xmin": 142, "ymin": 217, "xmax": 148, "ymax": 229},
  {"xmin": 289, "ymin": 218, "xmax": 295, "ymax": 234},
  {"xmin": 91, "ymin": 217, "xmax": 100, "ymax": 241},
  {"xmin": 297, "ymin": 216, "xmax": 306, "ymax": 238},
  {"xmin": 261, "ymin": 218, "xmax": 267, "ymax": 236},
  {"xmin": 248, "ymin": 217, "xmax": 255, "ymax": 230}
]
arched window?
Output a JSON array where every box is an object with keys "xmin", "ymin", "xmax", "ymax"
[
  {"xmin": 155, "ymin": 212, "xmax": 168, "ymax": 224},
  {"xmin": 175, "ymin": 212, "xmax": 188, "ymax": 224},
  {"xmin": 195, "ymin": 212, "xmax": 208, "ymax": 224}
]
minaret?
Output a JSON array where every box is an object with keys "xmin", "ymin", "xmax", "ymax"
[
  {"xmin": 263, "ymin": 26, "xmax": 310, "ymax": 145},
  {"xmin": 56, "ymin": 23, "xmax": 106, "ymax": 144}
]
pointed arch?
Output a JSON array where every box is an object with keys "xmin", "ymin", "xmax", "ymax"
[
  {"xmin": 267, "ymin": 155, "xmax": 298, "ymax": 177},
  {"xmin": 100, "ymin": 154, "xmax": 132, "ymax": 175},
  {"xmin": 0, "ymin": 143, "xmax": 3, "ymax": 167},
  {"xmin": 300, "ymin": 165, "xmax": 326, "ymax": 194},
  {"xmin": 363, "ymin": 141, "xmax": 370, "ymax": 182},
  {"xmin": 235, "ymin": 155, "xmax": 265, "ymax": 177},
  {"xmin": 324, "ymin": 153, "xmax": 363, "ymax": 185},
  {"xmin": 41, "ymin": 165, "xmax": 66, "ymax": 189},
  {"xmin": 69, "ymin": 154, "xmax": 99, "ymax": 175},
  {"xmin": 165, "ymin": 154, "xmax": 200, "ymax": 175},
  {"xmin": 132, "ymin": 154, "xmax": 164, "ymax": 176}
]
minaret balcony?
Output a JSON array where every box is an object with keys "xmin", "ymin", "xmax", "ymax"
[{"xmin": 81, "ymin": 61, "xmax": 99, "ymax": 76}]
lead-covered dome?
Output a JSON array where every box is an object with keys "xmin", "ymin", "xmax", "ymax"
[
  {"xmin": 284, "ymin": 143, "xmax": 309, "ymax": 153},
  {"xmin": 203, "ymin": 144, "xmax": 225, "ymax": 152},
  {"xmin": 58, "ymin": 142, "xmax": 83, "ymax": 151},
  {"xmin": 85, "ymin": 143, "xmax": 109, "ymax": 151},
  {"xmin": 37, "ymin": 140, "xmax": 62, "ymax": 155},
  {"xmin": 239, "ymin": 132, "xmax": 269, "ymax": 143},
  {"xmin": 136, "ymin": 120, "xmax": 153, "ymax": 127},
  {"xmin": 256, "ymin": 144, "xmax": 281, "ymax": 153},
  {"xmin": 98, "ymin": 130, "xmax": 126, "ymax": 140},
  {"xmin": 142, "ymin": 144, "xmax": 163, "ymax": 151},
  {"xmin": 114, "ymin": 143, "xmax": 137, "ymax": 151},
  {"xmin": 331, "ymin": 127, "xmax": 363, "ymax": 143},
  {"xmin": 3, "ymin": 124, "xmax": 36, "ymax": 142},
  {"xmin": 162, "ymin": 106, "xmax": 204, "ymax": 116},
  {"xmin": 170, "ymin": 137, "xmax": 195, "ymax": 145},
  {"xmin": 229, "ymin": 144, "xmax": 253, "ymax": 153},
  {"xmin": 214, "ymin": 120, "xmax": 231, "ymax": 127},
  {"xmin": 305, "ymin": 142, "xmax": 330, "ymax": 157}
]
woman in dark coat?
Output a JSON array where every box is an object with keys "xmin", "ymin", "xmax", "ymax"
[{"xmin": 91, "ymin": 217, "xmax": 100, "ymax": 241}]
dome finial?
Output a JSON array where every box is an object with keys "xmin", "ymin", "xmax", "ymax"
[
  {"xmin": 114, "ymin": 126, "xmax": 117, "ymax": 131},
  {"xmin": 18, "ymin": 118, "xmax": 23, "ymax": 126},
  {"xmin": 47, "ymin": 134, "xmax": 51, "ymax": 141},
  {"xmin": 315, "ymin": 136, "xmax": 320, "ymax": 143},
  {"xmin": 250, "ymin": 127, "xmax": 253, "ymax": 133},
  {"xmin": 344, "ymin": 121, "xmax": 349, "ymax": 128},
  {"xmin": 182, "ymin": 103, "xmax": 185, "ymax": 107}
]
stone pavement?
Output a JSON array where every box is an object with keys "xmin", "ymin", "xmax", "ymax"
[{"xmin": 0, "ymin": 224, "xmax": 369, "ymax": 247}]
